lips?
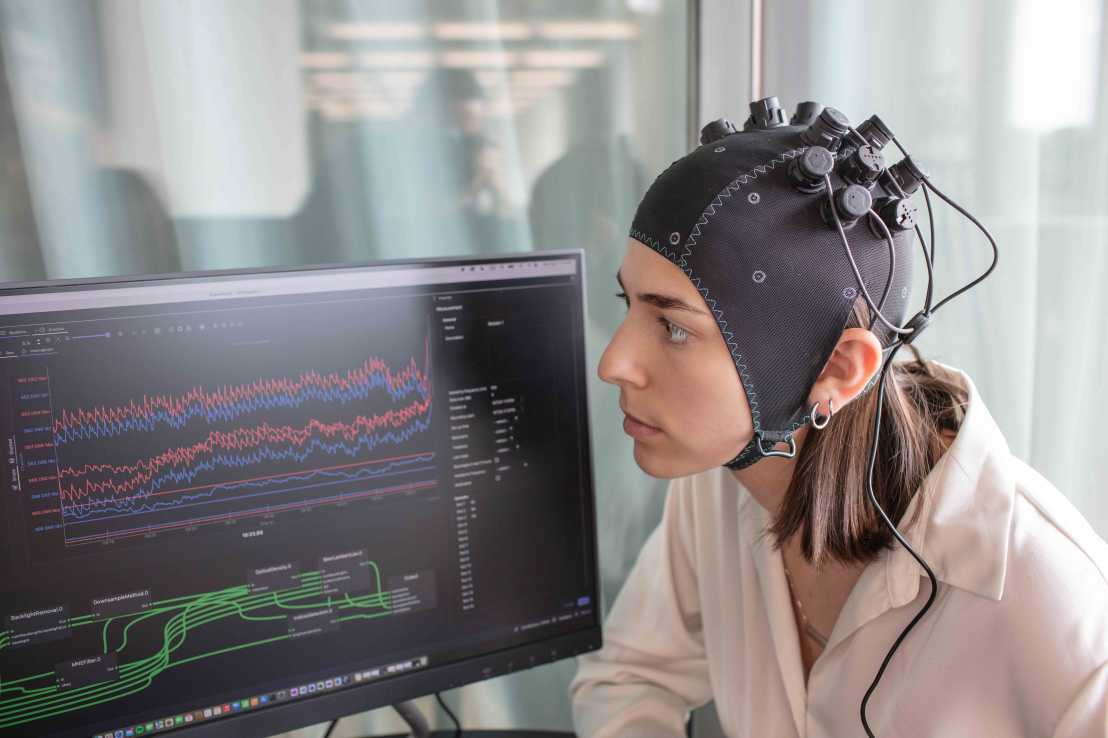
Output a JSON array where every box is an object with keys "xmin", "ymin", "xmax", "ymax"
[{"xmin": 620, "ymin": 404, "xmax": 660, "ymax": 431}]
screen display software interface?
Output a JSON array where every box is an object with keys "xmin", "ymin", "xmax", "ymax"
[{"xmin": 0, "ymin": 255, "xmax": 597, "ymax": 738}]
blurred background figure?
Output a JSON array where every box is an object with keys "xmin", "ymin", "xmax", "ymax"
[
  {"xmin": 406, "ymin": 66, "xmax": 529, "ymax": 255},
  {"xmin": 530, "ymin": 64, "xmax": 647, "ymax": 336}
]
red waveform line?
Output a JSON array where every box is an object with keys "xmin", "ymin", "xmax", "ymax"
[
  {"xmin": 53, "ymin": 348, "xmax": 429, "ymax": 437},
  {"xmin": 64, "ymin": 479, "xmax": 439, "ymax": 546},
  {"xmin": 58, "ymin": 393, "xmax": 431, "ymax": 505},
  {"xmin": 62, "ymin": 452, "xmax": 432, "ymax": 512}
]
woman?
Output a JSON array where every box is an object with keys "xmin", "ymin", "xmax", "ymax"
[{"xmin": 568, "ymin": 102, "xmax": 1108, "ymax": 737}]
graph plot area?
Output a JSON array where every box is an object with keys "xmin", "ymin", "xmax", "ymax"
[
  {"xmin": 31, "ymin": 334, "xmax": 436, "ymax": 547},
  {"xmin": 0, "ymin": 558, "xmax": 435, "ymax": 731}
]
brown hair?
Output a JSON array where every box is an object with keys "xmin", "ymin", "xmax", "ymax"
[{"xmin": 767, "ymin": 295, "xmax": 970, "ymax": 568}]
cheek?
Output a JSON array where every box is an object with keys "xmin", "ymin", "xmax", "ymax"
[
  {"xmin": 683, "ymin": 378, "xmax": 749, "ymax": 437},
  {"xmin": 662, "ymin": 350, "xmax": 752, "ymax": 456}
]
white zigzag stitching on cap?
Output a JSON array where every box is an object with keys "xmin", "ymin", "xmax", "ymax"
[
  {"xmin": 628, "ymin": 227, "xmax": 677, "ymax": 261},
  {"xmin": 677, "ymin": 148, "xmax": 802, "ymax": 269},
  {"xmin": 628, "ymin": 148, "xmax": 813, "ymax": 436},
  {"xmin": 673, "ymin": 148, "xmax": 803, "ymax": 432}
]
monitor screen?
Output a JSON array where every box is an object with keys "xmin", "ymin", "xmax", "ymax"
[{"xmin": 0, "ymin": 251, "xmax": 600, "ymax": 738}]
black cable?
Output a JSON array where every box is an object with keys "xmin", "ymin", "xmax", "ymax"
[
  {"xmin": 856, "ymin": 135, "xmax": 1000, "ymax": 736},
  {"xmin": 875, "ymin": 162, "xmax": 935, "ymax": 314},
  {"xmin": 884, "ymin": 166, "xmax": 937, "ymax": 314},
  {"xmin": 435, "ymin": 691, "xmax": 463, "ymax": 737},
  {"xmin": 883, "ymin": 134, "xmax": 937, "ymax": 311},
  {"xmin": 888, "ymin": 138, "xmax": 937, "ymax": 265},
  {"xmin": 865, "ymin": 207, "xmax": 898, "ymax": 331},
  {"xmin": 915, "ymin": 223, "xmax": 936, "ymax": 312},
  {"xmin": 317, "ymin": 694, "xmax": 463, "ymax": 738},
  {"xmin": 823, "ymin": 174, "xmax": 914, "ymax": 337},
  {"xmin": 826, "ymin": 150, "xmax": 940, "ymax": 734},
  {"xmin": 858, "ymin": 338, "xmax": 940, "ymax": 737},
  {"xmin": 847, "ymin": 125, "xmax": 871, "ymax": 149},
  {"xmin": 918, "ymin": 178, "xmax": 999, "ymax": 313},
  {"xmin": 922, "ymin": 185, "xmax": 936, "ymax": 270},
  {"xmin": 884, "ymin": 135, "xmax": 1000, "ymax": 325}
]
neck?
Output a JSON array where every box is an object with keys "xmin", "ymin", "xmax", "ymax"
[
  {"xmin": 729, "ymin": 424, "xmax": 810, "ymax": 517},
  {"xmin": 731, "ymin": 425, "xmax": 869, "ymax": 585}
]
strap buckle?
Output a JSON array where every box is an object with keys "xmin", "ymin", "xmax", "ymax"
[{"xmin": 757, "ymin": 433, "xmax": 797, "ymax": 459}]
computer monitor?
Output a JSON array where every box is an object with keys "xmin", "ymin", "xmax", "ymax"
[{"xmin": 0, "ymin": 250, "xmax": 600, "ymax": 738}]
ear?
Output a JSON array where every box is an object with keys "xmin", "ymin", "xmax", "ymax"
[{"xmin": 809, "ymin": 328, "xmax": 884, "ymax": 411}]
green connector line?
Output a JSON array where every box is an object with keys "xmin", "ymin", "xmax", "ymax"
[
  {"xmin": 0, "ymin": 671, "xmax": 55, "ymax": 688},
  {"xmin": 116, "ymin": 607, "xmax": 183, "ymax": 655},
  {"xmin": 333, "ymin": 611, "xmax": 393, "ymax": 624},
  {"xmin": 0, "ymin": 562, "xmax": 398, "ymax": 729},
  {"xmin": 2, "ymin": 578, "xmax": 336, "ymax": 723},
  {"xmin": 148, "ymin": 584, "xmax": 253, "ymax": 609},
  {"xmin": 25, "ymin": 685, "xmax": 60, "ymax": 695},
  {"xmin": 2, "ymin": 684, "xmax": 58, "ymax": 697},
  {"xmin": 0, "ymin": 569, "xmax": 381, "ymax": 725},
  {"xmin": 169, "ymin": 633, "xmax": 293, "ymax": 668},
  {"xmin": 101, "ymin": 617, "xmax": 114, "ymax": 656},
  {"xmin": 0, "ymin": 568, "xmax": 367, "ymax": 724}
]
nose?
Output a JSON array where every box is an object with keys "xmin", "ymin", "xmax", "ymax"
[{"xmin": 597, "ymin": 319, "xmax": 648, "ymax": 389}]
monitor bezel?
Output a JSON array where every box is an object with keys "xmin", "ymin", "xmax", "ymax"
[{"xmin": 0, "ymin": 248, "xmax": 603, "ymax": 738}]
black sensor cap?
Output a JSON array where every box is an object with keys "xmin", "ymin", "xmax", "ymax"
[
  {"xmin": 801, "ymin": 107, "xmax": 850, "ymax": 151},
  {"xmin": 887, "ymin": 156, "xmax": 928, "ymax": 195},
  {"xmin": 744, "ymin": 96, "xmax": 787, "ymax": 130},
  {"xmin": 874, "ymin": 197, "xmax": 919, "ymax": 234},
  {"xmin": 700, "ymin": 117, "xmax": 738, "ymax": 145},
  {"xmin": 857, "ymin": 114, "xmax": 893, "ymax": 150},
  {"xmin": 788, "ymin": 145, "xmax": 835, "ymax": 193},
  {"xmin": 822, "ymin": 183, "xmax": 872, "ymax": 228},
  {"xmin": 841, "ymin": 144, "xmax": 885, "ymax": 187},
  {"xmin": 790, "ymin": 101, "xmax": 823, "ymax": 126}
]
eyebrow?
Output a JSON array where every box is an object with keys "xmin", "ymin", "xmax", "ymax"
[{"xmin": 616, "ymin": 271, "xmax": 710, "ymax": 316}]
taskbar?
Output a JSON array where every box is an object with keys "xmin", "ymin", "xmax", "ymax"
[{"xmin": 90, "ymin": 655, "xmax": 429, "ymax": 738}]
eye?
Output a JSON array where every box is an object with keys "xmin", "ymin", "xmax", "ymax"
[
  {"xmin": 657, "ymin": 316, "xmax": 690, "ymax": 345},
  {"xmin": 615, "ymin": 291, "xmax": 629, "ymax": 308}
]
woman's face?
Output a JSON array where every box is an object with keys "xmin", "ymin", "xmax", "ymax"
[{"xmin": 598, "ymin": 238, "xmax": 753, "ymax": 478}]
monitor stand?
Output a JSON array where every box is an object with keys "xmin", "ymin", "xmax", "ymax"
[
  {"xmin": 381, "ymin": 701, "xmax": 574, "ymax": 737},
  {"xmin": 392, "ymin": 701, "xmax": 429, "ymax": 737},
  {"xmin": 378, "ymin": 733, "xmax": 574, "ymax": 737}
]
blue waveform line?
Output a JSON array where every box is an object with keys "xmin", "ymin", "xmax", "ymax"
[
  {"xmin": 63, "ymin": 458, "xmax": 437, "ymax": 527},
  {"xmin": 62, "ymin": 411, "xmax": 432, "ymax": 521},
  {"xmin": 55, "ymin": 366, "xmax": 429, "ymax": 446}
]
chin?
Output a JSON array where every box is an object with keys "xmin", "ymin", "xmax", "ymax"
[
  {"xmin": 631, "ymin": 442, "xmax": 705, "ymax": 480},
  {"xmin": 630, "ymin": 442, "xmax": 669, "ymax": 478}
]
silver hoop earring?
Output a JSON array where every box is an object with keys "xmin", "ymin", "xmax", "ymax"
[{"xmin": 810, "ymin": 397, "xmax": 834, "ymax": 430}]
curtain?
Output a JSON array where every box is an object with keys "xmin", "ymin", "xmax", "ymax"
[{"xmin": 761, "ymin": 0, "xmax": 1108, "ymax": 540}]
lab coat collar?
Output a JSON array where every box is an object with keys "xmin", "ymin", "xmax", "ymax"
[
  {"xmin": 741, "ymin": 361, "xmax": 1016, "ymax": 598},
  {"xmin": 882, "ymin": 361, "xmax": 1016, "ymax": 607},
  {"xmin": 739, "ymin": 363, "xmax": 1015, "ymax": 731}
]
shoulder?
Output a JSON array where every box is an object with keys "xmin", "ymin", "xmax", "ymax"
[
  {"xmin": 997, "ymin": 454, "xmax": 1108, "ymax": 660},
  {"xmin": 1006, "ymin": 454, "xmax": 1108, "ymax": 590},
  {"xmin": 975, "ymin": 454, "xmax": 1108, "ymax": 725}
]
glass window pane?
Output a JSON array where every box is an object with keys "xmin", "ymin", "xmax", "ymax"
[{"xmin": 0, "ymin": 0, "xmax": 690, "ymax": 731}]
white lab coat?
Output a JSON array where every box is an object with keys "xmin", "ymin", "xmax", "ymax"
[{"xmin": 569, "ymin": 363, "xmax": 1108, "ymax": 737}]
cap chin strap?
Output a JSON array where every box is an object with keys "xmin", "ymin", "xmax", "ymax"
[{"xmin": 722, "ymin": 429, "xmax": 797, "ymax": 470}]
